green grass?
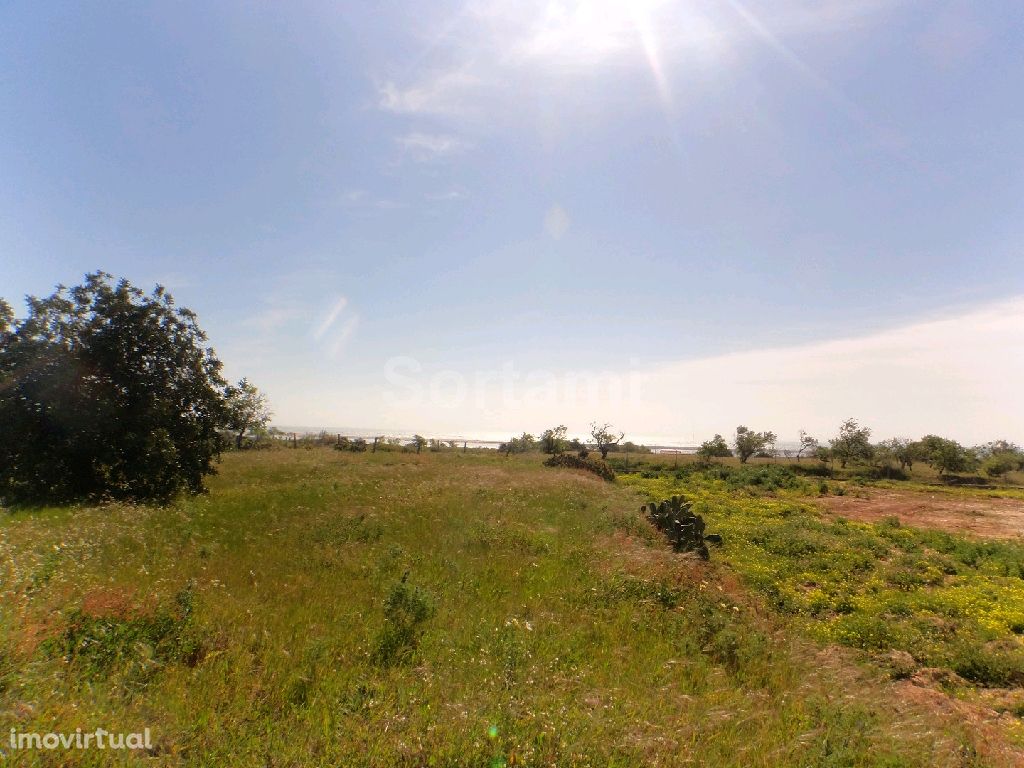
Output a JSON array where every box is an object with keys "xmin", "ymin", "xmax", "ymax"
[
  {"xmin": 0, "ymin": 450, "xmax": 1004, "ymax": 766},
  {"xmin": 622, "ymin": 470, "xmax": 1024, "ymax": 689}
]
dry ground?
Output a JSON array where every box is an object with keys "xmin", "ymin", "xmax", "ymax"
[{"xmin": 819, "ymin": 489, "xmax": 1024, "ymax": 540}]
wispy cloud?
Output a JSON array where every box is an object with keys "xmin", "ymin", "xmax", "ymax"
[
  {"xmin": 338, "ymin": 188, "xmax": 405, "ymax": 212},
  {"xmin": 426, "ymin": 189, "xmax": 468, "ymax": 202},
  {"xmin": 395, "ymin": 132, "xmax": 469, "ymax": 161},
  {"xmin": 377, "ymin": 68, "xmax": 481, "ymax": 117}
]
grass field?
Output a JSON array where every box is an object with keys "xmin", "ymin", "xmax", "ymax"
[{"xmin": 2, "ymin": 449, "xmax": 1022, "ymax": 766}]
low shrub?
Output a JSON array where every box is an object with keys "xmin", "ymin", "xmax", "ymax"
[
  {"xmin": 372, "ymin": 575, "xmax": 437, "ymax": 666},
  {"xmin": 544, "ymin": 453, "xmax": 616, "ymax": 482},
  {"xmin": 724, "ymin": 465, "xmax": 800, "ymax": 492}
]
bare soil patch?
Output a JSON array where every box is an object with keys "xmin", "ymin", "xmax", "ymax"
[{"xmin": 818, "ymin": 489, "xmax": 1024, "ymax": 539}]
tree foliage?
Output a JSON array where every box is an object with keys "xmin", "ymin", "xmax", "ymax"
[
  {"xmin": 918, "ymin": 435, "xmax": 976, "ymax": 476},
  {"xmin": 829, "ymin": 419, "xmax": 873, "ymax": 468},
  {"xmin": 733, "ymin": 425, "xmax": 776, "ymax": 464},
  {"xmin": 590, "ymin": 422, "xmax": 623, "ymax": 460},
  {"xmin": 540, "ymin": 425, "xmax": 568, "ymax": 455},
  {"xmin": 795, "ymin": 430, "xmax": 818, "ymax": 462},
  {"xmin": 976, "ymin": 440, "xmax": 1023, "ymax": 479},
  {"xmin": 697, "ymin": 434, "xmax": 732, "ymax": 462},
  {"xmin": 0, "ymin": 273, "xmax": 227, "ymax": 503},
  {"xmin": 500, "ymin": 432, "xmax": 535, "ymax": 455},
  {"xmin": 223, "ymin": 378, "xmax": 272, "ymax": 449}
]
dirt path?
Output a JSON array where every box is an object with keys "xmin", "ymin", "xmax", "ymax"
[{"xmin": 818, "ymin": 489, "xmax": 1024, "ymax": 540}]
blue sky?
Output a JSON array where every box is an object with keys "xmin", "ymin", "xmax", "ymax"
[{"xmin": 2, "ymin": 1, "xmax": 1023, "ymax": 443}]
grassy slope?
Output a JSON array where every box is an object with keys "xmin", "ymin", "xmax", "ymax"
[{"xmin": 0, "ymin": 450, "xmax": 998, "ymax": 766}]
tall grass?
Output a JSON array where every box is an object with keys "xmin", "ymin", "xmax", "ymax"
[{"xmin": 0, "ymin": 451, "xmax": 995, "ymax": 766}]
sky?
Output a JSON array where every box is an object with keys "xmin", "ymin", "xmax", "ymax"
[{"xmin": 1, "ymin": 0, "xmax": 1022, "ymax": 445}]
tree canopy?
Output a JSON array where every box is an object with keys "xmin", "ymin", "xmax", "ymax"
[
  {"xmin": 733, "ymin": 426, "xmax": 776, "ymax": 464},
  {"xmin": 540, "ymin": 425, "xmax": 568, "ymax": 455},
  {"xmin": 224, "ymin": 378, "xmax": 272, "ymax": 449},
  {"xmin": 0, "ymin": 273, "xmax": 229, "ymax": 504},
  {"xmin": 697, "ymin": 434, "xmax": 732, "ymax": 462},
  {"xmin": 830, "ymin": 419, "xmax": 873, "ymax": 468}
]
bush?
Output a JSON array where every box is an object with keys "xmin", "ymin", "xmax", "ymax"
[
  {"xmin": 544, "ymin": 453, "xmax": 616, "ymax": 481},
  {"xmin": 724, "ymin": 465, "xmax": 800, "ymax": 492},
  {"xmin": 372, "ymin": 575, "xmax": 437, "ymax": 666},
  {"xmin": 0, "ymin": 273, "xmax": 227, "ymax": 504}
]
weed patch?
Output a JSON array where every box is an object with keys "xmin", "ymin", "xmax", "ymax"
[
  {"xmin": 371, "ymin": 574, "xmax": 437, "ymax": 666},
  {"xmin": 50, "ymin": 584, "xmax": 203, "ymax": 680}
]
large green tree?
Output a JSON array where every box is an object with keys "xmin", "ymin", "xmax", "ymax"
[{"xmin": 0, "ymin": 273, "xmax": 228, "ymax": 503}]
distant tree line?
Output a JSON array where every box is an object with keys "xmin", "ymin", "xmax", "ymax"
[
  {"xmin": 498, "ymin": 422, "xmax": 652, "ymax": 459},
  {"xmin": 695, "ymin": 420, "xmax": 1023, "ymax": 480}
]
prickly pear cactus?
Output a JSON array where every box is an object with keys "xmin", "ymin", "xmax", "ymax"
[{"xmin": 641, "ymin": 495, "xmax": 721, "ymax": 560}]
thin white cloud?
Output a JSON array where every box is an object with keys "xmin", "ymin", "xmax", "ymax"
[
  {"xmin": 395, "ymin": 132, "xmax": 469, "ymax": 161},
  {"xmin": 377, "ymin": 68, "xmax": 481, "ymax": 117},
  {"xmin": 426, "ymin": 189, "xmax": 467, "ymax": 201},
  {"xmin": 632, "ymin": 296, "xmax": 1024, "ymax": 444}
]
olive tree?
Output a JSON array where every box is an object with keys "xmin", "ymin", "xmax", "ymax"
[
  {"xmin": 795, "ymin": 430, "xmax": 818, "ymax": 462},
  {"xmin": 733, "ymin": 425, "xmax": 775, "ymax": 464},
  {"xmin": 830, "ymin": 419, "xmax": 873, "ymax": 468},
  {"xmin": 590, "ymin": 422, "xmax": 623, "ymax": 459}
]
